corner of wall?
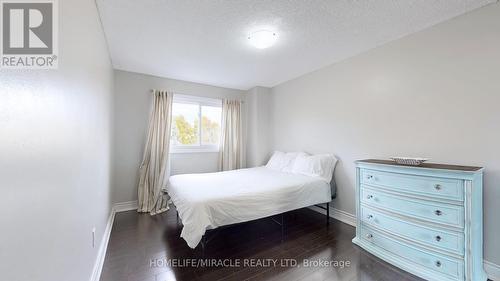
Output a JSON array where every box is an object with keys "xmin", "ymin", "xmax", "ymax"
[{"xmin": 246, "ymin": 86, "xmax": 272, "ymax": 167}]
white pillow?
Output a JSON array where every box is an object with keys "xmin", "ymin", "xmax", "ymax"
[
  {"xmin": 266, "ymin": 151, "xmax": 308, "ymax": 172},
  {"xmin": 291, "ymin": 154, "xmax": 338, "ymax": 182},
  {"xmin": 266, "ymin": 151, "xmax": 286, "ymax": 171},
  {"xmin": 281, "ymin": 152, "xmax": 308, "ymax": 173}
]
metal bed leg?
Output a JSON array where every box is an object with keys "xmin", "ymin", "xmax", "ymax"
[
  {"xmin": 326, "ymin": 202, "xmax": 330, "ymax": 225},
  {"xmin": 281, "ymin": 213, "xmax": 285, "ymax": 242},
  {"xmin": 200, "ymin": 235, "xmax": 206, "ymax": 257}
]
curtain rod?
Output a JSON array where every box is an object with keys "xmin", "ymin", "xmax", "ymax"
[{"xmin": 150, "ymin": 89, "xmax": 245, "ymax": 103}]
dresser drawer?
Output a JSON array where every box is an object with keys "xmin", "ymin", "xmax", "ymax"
[
  {"xmin": 360, "ymin": 225, "xmax": 464, "ymax": 280},
  {"xmin": 361, "ymin": 186, "xmax": 464, "ymax": 228},
  {"xmin": 361, "ymin": 205, "xmax": 464, "ymax": 254},
  {"xmin": 360, "ymin": 169, "xmax": 464, "ymax": 201}
]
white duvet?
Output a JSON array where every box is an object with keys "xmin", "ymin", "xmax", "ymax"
[{"xmin": 167, "ymin": 166, "xmax": 332, "ymax": 248}]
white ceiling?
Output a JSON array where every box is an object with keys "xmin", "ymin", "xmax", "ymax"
[{"xmin": 96, "ymin": 0, "xmax": 495, "ymax": 90}]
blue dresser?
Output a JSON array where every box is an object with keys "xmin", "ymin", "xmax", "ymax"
[{"xmin": 352, "ymin": 159, "xmax": 486, "ymax": 281}]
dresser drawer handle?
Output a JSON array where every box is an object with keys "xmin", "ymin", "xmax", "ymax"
[
  {"xmin": 435, "ymin": 235, "xmax": 442, "ymax": 242},
  {"xmin": 367, "ymin": 215, "xmax": 373, "ymax": 220},
  {"xmin": 366, "ymin": 234, "xmax": 373, "ymax": 239},
  {"xmin": 366, "ymin": 175, "xmax": 373, "ymax": 180},
  {"xmin": 434, "ymin": 184, "xmax": 442, "ymax": 190},
  {"xmin": 435, "ymin": 261, "xmax": 442, "ymax": 267},
  {"xmin": 434, "ymin": 210, "xmax": 442, "ymax": 216},
  {"xmin": 366, "ymin": 195, "xmax": 373, "ymax": 199}
]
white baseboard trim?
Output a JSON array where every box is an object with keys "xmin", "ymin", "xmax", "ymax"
[
  {"xmin": 89, "ymin": 201, "xmax": 138, "ymax": 281},
  {"xmin": 309, "ymin": 205, "xmax": 356, "ymax": 227},
  {"xmin": 113, "ymin": 200, "xmax": 138, "ymax": 213},
  {"xmin": 485, "ymin": 260, "xmax": 500, "ymax": 281},
  {"xmin": 89, "ymin": 207, "xmax": 115, "ymax": 281}
]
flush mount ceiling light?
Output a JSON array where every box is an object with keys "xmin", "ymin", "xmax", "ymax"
[{"xmin": 247, "ymin": 30, "xmax": 277, "ymax": 49}]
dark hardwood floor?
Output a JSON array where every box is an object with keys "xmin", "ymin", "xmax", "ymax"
[{"xmin": 100, "ymin": 208, "xmax": 424, "ymax": 281}]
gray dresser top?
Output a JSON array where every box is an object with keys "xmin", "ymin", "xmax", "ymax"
[{"xmin": 357, "ymin": 159, "xmax": 483, "ymax": 172}]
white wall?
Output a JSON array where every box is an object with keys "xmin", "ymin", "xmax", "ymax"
[
  {"xmin": 246, "ymin": 86, "xmax": 272, "ymax": 167},
  {"xmin": 0, "ymin": 1, "xmax": 114, "ymax": 281},
  {"xmin": 270, "ymin": 3, "xmax": 500, "ymax": 265},
  {"xmin": 113, "ymin": 70, "xmax": 245, "ymax": 203}
]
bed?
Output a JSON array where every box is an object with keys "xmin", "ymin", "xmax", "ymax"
[{"xmin": 167, "ymin": 157, "xmax": 335, "ymax": 248}]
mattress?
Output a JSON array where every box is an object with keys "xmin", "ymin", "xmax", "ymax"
[{"xmin": 167, "ymin": 166, "xmax": 332, "ymax": 248}]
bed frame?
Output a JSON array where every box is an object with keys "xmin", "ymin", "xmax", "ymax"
[
  {"xmin": 172, "ymin": 177, "xmax": 336, "ymax": 253},
  {"xmin": 175, "ymin": 201, "xmax": 331, "ymax": 253}
]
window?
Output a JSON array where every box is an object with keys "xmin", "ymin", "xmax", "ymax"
[{"xmin": 170, "ymin": 94, "xmax": 222, "ymax": 153}]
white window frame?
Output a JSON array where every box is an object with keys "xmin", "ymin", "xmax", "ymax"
[{"xmin": 170, "ymin": 94, "xmax": 222, "ymax": 154}]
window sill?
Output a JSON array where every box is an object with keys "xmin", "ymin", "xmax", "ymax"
[{"xmin": 170, "ymin": 147, "xmax": 220, "ymax": 154}]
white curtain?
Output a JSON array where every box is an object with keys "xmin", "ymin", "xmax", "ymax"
[
  {"xmin": 219, "ymin": 99, "xmax": 244, "ymax": 171},
  {"xmin": 137, "ymin": 90, "xmax": 173, "ymax": 215}
]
